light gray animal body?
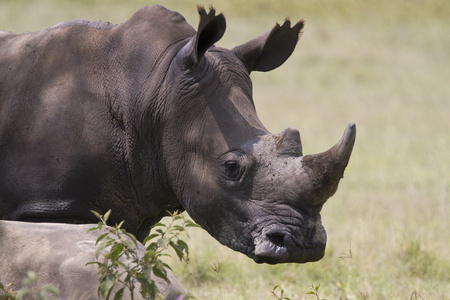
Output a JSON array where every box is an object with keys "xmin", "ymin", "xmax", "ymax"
[{"xmin": 0, "ymin": 220, "xmax": 185, "ymax": 299}]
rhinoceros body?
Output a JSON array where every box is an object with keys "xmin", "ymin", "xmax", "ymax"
[
  {"xmin": 0, "ymin": 5, "xmax": 356, "ymax": 264},
  {"xmin": 0, "ymin": 220, "xmax": 185, "ymax": 300}
]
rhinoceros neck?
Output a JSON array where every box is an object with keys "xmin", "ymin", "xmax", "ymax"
[{"xmin": 96, "ymin": 8, "xmax": 198, "ymax": 227}]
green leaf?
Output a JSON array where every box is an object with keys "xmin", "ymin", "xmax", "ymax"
[
  {"xmin": 142, "ymin": 267, "xmax": 153, "ymax": 280},
  {"xmin": 177, "ymin": 239, "xmax": 189, "ymax": 252},
  {"xmin": 158, "ymin": 253, "xmax": 170, "ymax": 259},
  {"xmin": 157, "ymin": 237, "xmax": 169, "ymax": 249},
  {"xmin": 24, "ymin": 271, "xmax": 37, "ymax": 284},
  {"xmin": 113, "ymin": 288, "xmax": 124, "ymax": 300},
  {"xmin": 173, "ymin": 225, "xmax": 185, "ymax": 231},
  {"xmin": 87, "ymin": 225, "xmax": 102, "ymax": 232},
  {"xmin": 123, "ymin": 239, "xmax": 137, "ymax": 252},
  {"xmin": 143, "ymin": 234, "xmax": 159, "ymax": 244},
  {"xmin": 162, "ymin": 262, "xmax": 174, "ymax": 273},
  {"xmin": 146, "ymin": 242, "xmax": 158, "ymax": 251},
  {"xmin": 115, "ymin": 260, "xmax": 127, "ymax": 269},
  {"xmin": 91, "ymin": 210, "xmax": 102, "ymax": 220},
  {"xmin": 85, "ymin": 261, "xmax": 103, "ymax": 267},
  {"xmin": 152, "ymin": 266, "xmax": 169, "ymax": 283},
  {"xmin": 95, "ymin": 240, "xmax": 113, "ymax": 258},
  {"xmin": 122, "ymin": 231, "xmax": 138, "ymax": 246},
  {"xmin": 99, "ymin": 274, "xmax": 117, "ymax": 300},
  {"xmin": 103, "ymin": 210, "xmax": 112, "ymax": 222},
  {"xmin": 124, "ymin": 268, "xmax": 138, "ymax": 279},
  {"xmin": 42, "ymin": 285, "xmax": 60, "ymax": 297},
  {"xmin": 136, "ymin": 275, "xmax": 156, "ymax": 298},
  {"xmin": 170, "ymin": 242, "xmax": 185, "ymax": 261},
  {"xmin": 16, "ymin": 287, "xmax": 32, "ymax": 299},
  {"xmin": 116, "ymin": 220, "xmax": 124, "ymax": 229},
  {"xmin": 108, "ymin": 243, "xmax": 124, "ymax": 263},
  {"xmin": 96, "ymin": 233, "xmax": 109, "ymax": 245}
]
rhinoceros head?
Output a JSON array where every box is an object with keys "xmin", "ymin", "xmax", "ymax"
[{"xmin": 162, "ymin": 7, "xmax": 356, "ymax": 264}]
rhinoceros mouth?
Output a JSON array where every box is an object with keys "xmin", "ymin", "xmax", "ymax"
[{"xmin": 252, "ymin": 225, "xmax": 326, "ymax": 264}]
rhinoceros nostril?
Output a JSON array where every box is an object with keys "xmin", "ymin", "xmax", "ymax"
[
  {"xmin": 266, "ymin": 233, "xmax": 285, "ymax": 248},
  {"xmin": 254, "ymin": 231, "xmax": 289, "ymax": 264}
]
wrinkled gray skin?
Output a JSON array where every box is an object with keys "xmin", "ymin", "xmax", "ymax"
[
  {"xmin": 0, "ymin": 220, "xmax": 185, "ymax": 300},
  {"xmin": 0, "ymin": 6, "xmax": 356, "ymax": 264}
]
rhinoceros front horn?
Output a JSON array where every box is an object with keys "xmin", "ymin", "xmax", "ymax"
[{"xmin": 301, "ymin": 122, "xmax": 356, "ymax": 206}]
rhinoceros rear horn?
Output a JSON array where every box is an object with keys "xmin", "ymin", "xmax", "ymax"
[
  {"xmin": 275, "ymin": 127, "xmax": 303, "ymax": 157},
  {"xmin": 232, "ymin": 19, "xmax": 305, "ymax": 73},
  {"xmin": 179, "ymin": 6, "xmax": 226, "ymax": 69},
  {"xmin": 302, "ymin": 122, "xmax": 356, "ymax": 206}
]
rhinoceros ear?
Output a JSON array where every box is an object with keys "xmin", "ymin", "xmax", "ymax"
[
  {"xmin": 233, "ymin": 19, "xmax": 304, "ymax": 73},
  {"xmin": 180, "ymin": 6, "xmax": 226, "ymax": 69}
]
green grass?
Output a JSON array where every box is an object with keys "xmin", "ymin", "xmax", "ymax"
[{"xmin": 2, "ymin": 0, "xmax": 449, "ymax": 299}]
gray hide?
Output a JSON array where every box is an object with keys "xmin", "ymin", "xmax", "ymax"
[
  {"xmin": 0, "ymin": 5, "xmax": 356, "ymax": 264},
  {"xmin": 0, "ymin": 220, "xmax": 185, "ymax": 300}
]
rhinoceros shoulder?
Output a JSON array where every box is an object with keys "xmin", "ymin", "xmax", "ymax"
[{"xmin": 114, "ymin": 5, "xmax": 196, "ymax": 41}]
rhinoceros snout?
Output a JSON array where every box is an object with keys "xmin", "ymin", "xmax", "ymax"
[
  {"xmin": 253, "ymin": 225, "xmax": 326, "ymax": 264},
  {"xmin": 254, "ymin": 231, "xmax": 289, "ymax": 264}
]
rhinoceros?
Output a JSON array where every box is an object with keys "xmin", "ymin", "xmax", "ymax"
[
  {"xmin": 0, "ymin": 5, "xmax": 356, "ymax": 264},
  {"xmin": 0, "ymin": 220, "xmax": 185, "ymax": 300}
]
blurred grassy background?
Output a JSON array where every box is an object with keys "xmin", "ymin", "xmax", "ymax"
[{"xmin": 2, "ymin": 0, "xmax": 449, "ymax": 299}]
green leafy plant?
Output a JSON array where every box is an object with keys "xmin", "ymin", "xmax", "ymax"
[
  {"xmin": 306, "ymin": 283, "xmax": 325, "ymax": 300},
  {"xmin": 270, "ymin": 284, "xmax": 291, "ymax": 300},
  {"xmin": 87, "ymin": 210, "xmax": 198, "ymax": 300},
  {"xmin": 0, "ymin": 282, "xmax": 14, "ymax": 300},
  {"xmin": 210, "ymin": 262, "xmax": 223, "ymax": 300},
  {"xmin": 0, "ymin": 271, "xmax": 59, "ymax": 300}
]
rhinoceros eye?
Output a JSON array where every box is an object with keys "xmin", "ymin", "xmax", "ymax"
[{"xmin": 225, "ymin": 161, "xmax": 242, "ymax": 180}]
